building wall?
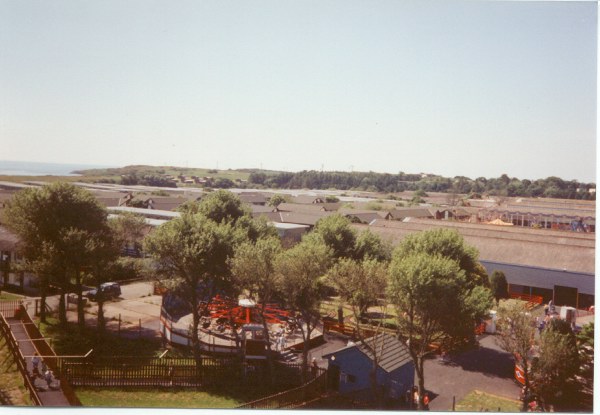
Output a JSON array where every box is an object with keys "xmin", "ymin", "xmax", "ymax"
[{"xmin": 328, "ymin": 349, "xmax": 414, "ymax": 399}]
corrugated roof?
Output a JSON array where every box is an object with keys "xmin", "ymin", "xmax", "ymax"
[
  {"xmin": 355, "ymin": 219, "xmax": 595, "ymax": 274},
  {"xmin": 325, "ymin": 333, "xmax": 412, "ymax": 373},
  {"xmin": 357, "ymin": 333, "xmax": 412, "ymax": 373},
  {"xmin": 279, "ymin": 211, "xmax": 332, "ymax": 226},
  {"xmin": 277, "ymin": 203, "xmax": 327, "ymax": 213}
]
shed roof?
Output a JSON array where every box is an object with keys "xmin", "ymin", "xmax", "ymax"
[
  {"xmin": 324, "ymin": 333, "xmax": 412, "ymax": 373},
  {"xmin": 277, "ymin": 203, "xmax": 327, "ymax": 213}
]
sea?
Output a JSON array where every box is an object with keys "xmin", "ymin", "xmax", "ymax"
[{"xmin": 0, "ymin": 160, "xmax": 114, "ymax": 176}]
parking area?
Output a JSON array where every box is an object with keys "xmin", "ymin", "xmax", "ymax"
[{"xmin": 424, "ymin": 334, "xmax": 521, "ymax": 411}]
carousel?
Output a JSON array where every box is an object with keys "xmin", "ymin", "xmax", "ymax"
[{"xmin": 159, "ymin": 292, "xmax": 316, "ymax": 359}]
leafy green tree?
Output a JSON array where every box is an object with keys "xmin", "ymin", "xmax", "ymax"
[
  {"xmin": 144, "ymin": 213, "xmax": 245, "ymax": 369},
  {"xmin": 394, "ymin": 228, "xmax": 489, "ymax": 289},
  {"xmin": 496, "ymin": 302, "xmax": 537, "ymax": 411},
  {"xmin": 109, "ymin": 212, "xmax": 147, "ymax": 255},
  {"xmin": 268, "ymin": 194, "xmax": 288, "ymax": 207},
  {"xmin": 196, "ymin": 190, "xmax": 249, "ymax": 224},
  {"xmin": 532, "ymin": 319, "xmax": 580, "ymax": 407},
  {"xmin": 353, "ymin": 229, "xmax": 392, "ymax": 262},
  {"xmin": 576, "ymin": 322, "xmax": 594, "ymax": 394},
  {"xmin": 275, "ymin": 237, "xmax": 332, "ymax": 380},
  {"xmin": 388, "ymin": 251, "xmax": 492, "ymax": 410},
  {"xmin": 229, "ymin": 236, "xmax": 282, "ymax": 381},
  {"xmin": 327, "ymin": 257, "xmax": 388, "ymax": 406},
  {"xmin": 311, "ymin": 214, "xmax": 356, "ymax": 259},
  {"xmin": 4, "ymin": 182, "xmax": 113, "ymax": 327},
  {"xmin": 489, "ymin": 270, "xmax": 509, "ymax": 304}
]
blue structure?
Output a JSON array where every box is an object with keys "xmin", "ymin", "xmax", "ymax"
[{"xmin": 323, "ymin": 333, "xmax": 414, "ymax": 402}]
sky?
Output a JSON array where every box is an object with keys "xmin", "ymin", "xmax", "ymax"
[{"xmin": 0, "ymin": 0, "xmax": 597, "ymax": 182}]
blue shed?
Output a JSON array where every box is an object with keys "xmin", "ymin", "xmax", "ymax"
[{"xmin": 323, "ymin": 333, "xmax": 414, "ymax": 401}]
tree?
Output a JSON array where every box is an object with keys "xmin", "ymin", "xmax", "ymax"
[
  {"xmin": 353, "ymin": 229, "xmax": 392, "ymax": 262},
  {"xmin": 532, "ymin": 319, "xmax": 579, "ymax": 408},
  {"xmin": 144, "ymin": 213, "xmax": 244, "ymax": 369},
  {"xmin": 576, "ymin": 322, "xmax": 593, "ymax": 396},
  {"xmin": 196, "ymin": 190, "xmax": 249, "ymax": 225},
  {"xmin": 489, "ymin": 270, "xmax": 509, "ymax": 304},
  {"xmin": 311, "ymin": 214, "xmax": 356, "ymax": 260},
  {"xmin": 229, "ymin": 236, "xmax": 282, "ymax": 382},
  {"xmin": 109, "ymin": 212, "xmax": 147, "ymax": 256},
  {"xmin": 275, "ymin": 237, "xmax": 332, "ymax": 380},
  {"xmin": 268, "ymin": 194, "xmax": 288, "ymax": 207},
  {"xmin": 495, "ymin": 302, "xmax": 537, "ymax": 411},
  {"xmin": 393, "ymin": 228, "xmax": 489, "ymax": 289},
  {"xmin": 327, "ymin": 257, "xmax": 388, "ymax": 406},
  {"xmin": 388, "ymin": 251, "xmax": 492, "ymax": 410},
  {"xmin": 4, "ymin": 182, "xmax": 113, "ymax": 328}
]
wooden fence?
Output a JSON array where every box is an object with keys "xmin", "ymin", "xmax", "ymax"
[
  {"xmin": 59, "ymin": 356, "xmax": 241, "ymax": 388},
  {"xmin": 236, "ymin": 366, "xmax": 328, "ymax": 409},
  {"xmin": 509, "ymin": 293, "xmax": 543, "ymax": 310},
  {"xmin": 17, "ymin": 305, "xmax": 82, "ymax": 406},
  {"xmin": 0, "ymin": 310, "xmax": 42, "ymax": 406}
]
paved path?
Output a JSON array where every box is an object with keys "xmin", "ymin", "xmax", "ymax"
[
  {"xmin": 425, "ymin": 334, "xmax": 521, "ymax": 411},
  {"xmin": 7, "ymin": 318, "xmax": 70, "ymax": 407}
]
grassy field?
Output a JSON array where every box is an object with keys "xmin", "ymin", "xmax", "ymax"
[
  {"xmin": 0, "ymin": 336, "xmax": 31, "ymax": 406},
  {"xmin": 75, "ymin": 387, "xmax": 242, "ymax": 408},
  {"xmin": 454, "ymin": 390, "xmax": 521, "ymax": 412},
  {"xmin": 0, "ymin": 292, "xmax": 23, "ymax": 301},
  {"xmin": 37, "ymin": 317, "xmax": 177, "ymax": 357}
]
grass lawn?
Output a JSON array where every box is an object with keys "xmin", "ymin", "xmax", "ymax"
[
  {"xmin": 454, "ymin": 390, "xmax": 521, "ymax": 412},
  {"xmin": 0, "ymin": 336, "xmax": 31, "ymax": 406},
  {"xmin": 0, "ymin": 292, "xmax": 23, "ymax": 301},
  {"xmin": 75, "ymin": 387, "xmax": 242, "ymax": 408},
  {"xmin": 37, "ymin": 317, "xmax": 182, "ymax": 358}
]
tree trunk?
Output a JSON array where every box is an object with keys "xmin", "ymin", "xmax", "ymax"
[
  {"xmin": 337, "ymin": 306, "xmax": 344, "ymax": 324},
  {"xmin": 260, "ymin": 307, "xmax": 274, "ymax": 387},
  {"xmin": 97, "ymin": 299, "xmax": 105, "ymax": 334},
  {"xmin": 301, "ymin": 326, "xmax": 311, "ymax": 384},
  {"xmin": 191, "ymin": 305, "xmax": 203, "ymax": 381},
  {"xmin": 39, "ymin": 281, "xmax": 47, "ymax": 323},
  {"xmin": 58, "ymin": 286, "xmax": 67, "ymax": 327},
  {"xmin": 522, "ymin": 363, "xmax": 530, "ymax": 412},
  {"xmin": 76, "ymin": 277, "xmax": 85, "ymax": 331},
  {"xmin": 370, "ymin": 360, "xmax": 382, "ymax": 408},
  {"xmin": 416, "ymin": 356, "xmax": 426, "ymax": 410}
]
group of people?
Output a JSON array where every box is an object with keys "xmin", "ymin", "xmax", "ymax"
[
  {"xmin": 272, "ymin": 327, "xmax": 288, "ymax": 352},
  {"xmin": 31, "ymin": 352, "xmax": 59, "ymax": 391},
  {"xmin": 406, "ymin": 386, "xmax": 430, "ymax": 410}
]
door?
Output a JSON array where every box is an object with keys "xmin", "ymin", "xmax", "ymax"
[
  {"xmin": 327, "ymin": 364, "xmax": 340, "ymax": 391},
  {"xmin": 554, "ymin": 285, "xmax": 578, "ymax": 308}
]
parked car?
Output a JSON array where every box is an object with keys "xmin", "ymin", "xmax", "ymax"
[{"xmin": 85, "ymin": 282, "xmax": 121, "ymax": 301}]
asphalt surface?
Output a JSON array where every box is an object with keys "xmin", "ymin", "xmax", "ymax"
[{"xmin": 424, "ymin": 334, "xmax": 521, "ymax": 411}]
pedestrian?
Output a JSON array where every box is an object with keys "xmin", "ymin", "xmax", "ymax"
[
  {"xmin": 412, "ymin": 386, "xmax": 419, "ymax": 408},
  {"xmin": 537, "ymin": 319, "xmax": 545, "ymax": 335},
  {"xmin": 311, "ymin": 358, "xmax": 318, "ymax": 378},
  {"xmin": 280, "ymin": 334, "xmax": 287, "ymax": 350},
  {"xmin": 423, "ymin": 392, "xmax": 430, "ymax": 410},
  {"xmin": 31, "ymin": 352, "xmax": 40, "ymax": 371}
]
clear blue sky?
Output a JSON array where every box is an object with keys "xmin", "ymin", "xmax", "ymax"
[{"xmin": 0, "ymin": 0, "xmax": 597, "ymax": 182}]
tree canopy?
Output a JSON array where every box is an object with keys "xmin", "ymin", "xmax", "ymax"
[
  {"xmin": 387, "ymin": 229, "xmax": 492, "ymax": 410},
  {"xmin": 3, "ymin": 182, "xmax": 115, "ymax": 326}
]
